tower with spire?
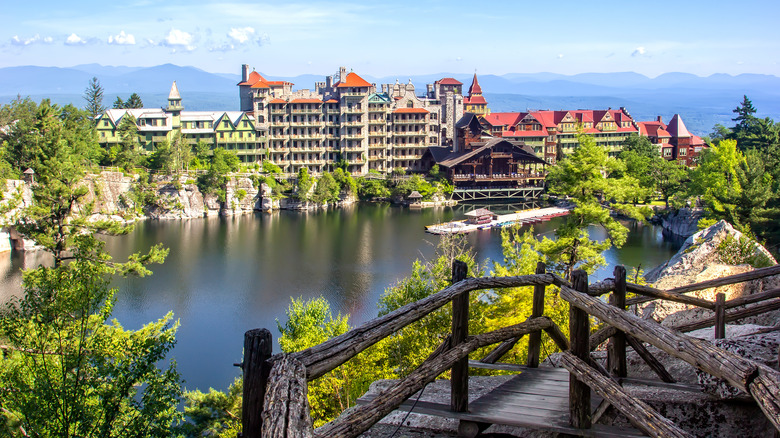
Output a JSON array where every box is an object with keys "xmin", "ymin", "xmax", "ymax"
[
  {"xmin": 166, "ymin": 81, "xmax": 183, "ymax": 129},
  {"xmin": 464, "ymin": 73, "xmax": 489, "ymax": 117}
]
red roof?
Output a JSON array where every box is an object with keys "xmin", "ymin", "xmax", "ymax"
[
  {"xmin": 468, "ymin": 73, "xmax": 482, "ymax": 95},
  {"xmin": 530, "ymin": 111, "xmax": 557, "ymax": 128},
  {"xmin": 325, "ymin": 99, "xmax": 338, "ymax": 104},
  {"xmin": 336, "ymin": 72, "xmax": 372, "ymax": 88},
  {"xmin": 237, "ymin": 70, "xmax": 264, "ymax": 86},
  {"xmin": 265, "ymin": 80, "xmax": 291, "ymax": 87},
  {"xmin": 251, "ymin": 81, "xmax": 270, "ymax": 89},
  {"xmin": 503, "ymin": 130, "xmax": 548, "ymax": 137},
  {"xmin": 464, "ymin": 95, "xmax": 487, "ymax": 105},
  {"xmin": 666, "ymin": 114, "xmax": 691, "ymax": 138},
  {"xmin": 637, "ymin": 121, "xmax": 671, "ymax": 138},
  {"xmin": 437, "ymin": 77, "xmax": 463, "ymax": 85},
  {"xmin": 393, "ymin": 108, "xmax": 429, "ymax": 114},
  {"xmin": 270, "ymin": 98, "xmax": 287, "ymax": 104},
  {"xmin": 483, "ymin": 112, "xmax": 522, "ymax": 127},
  {"xmin": 291, "ymin": 98, "xmax": 322, "ymax": 104}
]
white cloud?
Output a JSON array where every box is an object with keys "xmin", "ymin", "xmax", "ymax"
[
  {"xmin": 10, "ymin": 34, "xmax": 53, "ymax": 46},
  {"xmin": 108, "ymin": 31, "xmax": 136, "ymax": 45},
  {"xmin": 65, "ymin": 33, "xmax": 87, "ymax": 45},
  {"xmin": 229, "ymin": 27, "xmax": 255, "ymax": 44},
  {"xmin": 557, "ymin": 54, "xmax": 564, "ymax": 59},
  {"xmin": 162, "ymin": 28, "xmax": 195, "ymax": 50},
  {"xmin": 631, "ymin": 46, "xmax": 647, "ymax": 57}
]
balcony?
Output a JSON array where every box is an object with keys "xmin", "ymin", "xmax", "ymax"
[
  {"xmin": 290, "ymin": 108, "xmax": 322, "ymax": 114},
  {"xmin": 342, "ymin": 107, "xmax": 364, "ymax": 114},
  {"xmin": 340, "ymin": 91, "xmax": 366, "ymax": 97}
]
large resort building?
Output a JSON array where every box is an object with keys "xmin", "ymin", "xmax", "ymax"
[
  {"xmin": 94, "ymin": 66, "xmax": 707, "ymax": 177},
  {"xmin": 237, "ymin": 65, "xmax": 464, "ymax": 175}
]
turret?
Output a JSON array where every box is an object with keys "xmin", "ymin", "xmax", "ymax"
[{"xmin": 166, "ymin": 81, "xmax": 182, "ymax": 128}]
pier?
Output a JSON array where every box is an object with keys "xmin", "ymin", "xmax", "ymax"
[{"xmin": 425, "ymin": 206, "xmax": 570, "ymax": 235}]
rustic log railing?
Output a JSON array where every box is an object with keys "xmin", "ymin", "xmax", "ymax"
[{"xmin": 238, "ymin": 261, "xmax": 780, "ymax": 438}]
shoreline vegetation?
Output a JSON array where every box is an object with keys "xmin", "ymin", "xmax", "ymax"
[{"xmin": 0, "ymin": 89, "xmax": 779, "ymax": 436}]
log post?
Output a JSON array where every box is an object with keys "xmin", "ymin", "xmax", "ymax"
[
  {"xmin": 242, "ymin": 329, "xmax": 273, "ymax": 438},
  {"xmin": 569, "ymin": 270, "xmax": 592, "ymax": 429},
  {"xmin": 261, "ymin": 355, "xmax": 313, "ymax": 438},
  {"xmin": 715, "ymin": 292, "xmax": 726, "ymax": 339},
  {"xmin": 608, "ymin": 266, "xmax": 627, "ymax": 378},
  {"xmin": 527, "ymin": 262, "xmax": 547, "ymax": 368},
  {"xmin": 451, "ymin": 260, "xmax": 469, "ymax": 413}
]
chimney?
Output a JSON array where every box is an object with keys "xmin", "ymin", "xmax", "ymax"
[
  {"xmin": 339, "ymin": 66, "xmax": 347, "ymax": 82},
  {"xmin": 657, "ymin": 116, "xmax": 663, "ymax": 123},
  {"xmin": 242, "ymin": 64, "xmax": 250, "ymax": 82}
]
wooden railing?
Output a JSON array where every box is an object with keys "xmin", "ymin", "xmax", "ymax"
[{"xmin": 236, "ymin": 262, "xmax": 780, "ymax": 438}]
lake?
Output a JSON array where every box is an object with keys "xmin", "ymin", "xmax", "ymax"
[{"xmin": 0, "ymin": 203, "xmax": 683, "ymax": 393}]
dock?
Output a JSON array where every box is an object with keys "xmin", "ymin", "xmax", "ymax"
[{"xmin": 425, "ymin": 207, "xmax": 569, "ymax": 235}]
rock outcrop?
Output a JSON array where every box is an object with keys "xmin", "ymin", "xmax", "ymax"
[{"xmin": 659, "ymin": 207, "xmax": 704, "ymax": 238}]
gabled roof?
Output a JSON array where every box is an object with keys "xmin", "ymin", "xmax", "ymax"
[
  {"xmin": 468, "ymin": 73, "xmax": 482, "ymax": 95},
  {"xmin": 269, "ymin": 98, "xmax": 287, "ymax": 104},
  {"xmin": 393, "ymin": 108, "xmax": 429, "ymax": 114},
  {"xmin": 666, "ymin": 114, "xmax": 691, "ymax": 138},
  {"xmin": 434, "ymin": 138, "xmax": 545, "ymax": 168},
  {"xmin": 251, "ymin": 81, "xmax": 270, "ymax": 89},
  {"xmin": 336, "ymin": 72, "xmax": 372, "ymax": 88},
  {"xmin": 368, "ymin": 93, "xmax": 392, "ymax": 103},
  {"xmin": 483, "ymin": 112, "xmax": 523, "ymax": 127},
  {"xmin": 437, "ymin": 77, "xmax": 463, "ymax": 85}
]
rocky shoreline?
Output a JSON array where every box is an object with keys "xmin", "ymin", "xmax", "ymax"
[{"xmin": 1, "ymin": 171, "xmax": 456, "ymax": 251}]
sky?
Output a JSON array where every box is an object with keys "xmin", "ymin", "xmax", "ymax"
[{"xmin": 2, "ymin": 0, "xmax": 779, "ymax": 78}]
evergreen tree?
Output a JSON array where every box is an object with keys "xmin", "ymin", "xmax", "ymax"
[
  {"xmin": 0, "ymin": 106, "xmax": 177, "ymax": 436},
  {"xmin": 112, "ymin": 96, "xmax": 125, "ymax": 109},
  {"xmin": 83, "ymin": 77, "xmax": 105, "ymax": 122},
  {"xmin": 125, "ymin": 93, "xmax": 144, "ymax": 109},
  {"xmin": 732, "ymin": 95, "xmax": 757, "ymax": 133},
  {"xmin": 545, "ymin": 133, "xmax": 650, "ymax": 279}
]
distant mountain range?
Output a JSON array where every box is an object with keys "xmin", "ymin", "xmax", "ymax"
[{"xmin": 1, "ymin": 64, "xmax": 778, "ymax": 135}]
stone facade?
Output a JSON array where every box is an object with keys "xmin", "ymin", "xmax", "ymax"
[{"xmin": 238, "ymin": 65, "xmax": 464, "ymax": 175}]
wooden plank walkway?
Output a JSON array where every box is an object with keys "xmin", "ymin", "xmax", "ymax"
[{"xmin": 359, "ymin": 367, "xmax": 644, "ymax": 437}]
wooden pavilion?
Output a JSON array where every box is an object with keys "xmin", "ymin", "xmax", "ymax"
[{"xmin": 424, "ymin": 137, "xmax": 547, "ymax": 189}]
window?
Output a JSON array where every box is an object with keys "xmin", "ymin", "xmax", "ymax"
[
  {"xmin": 663, "ymin": 148, "xmax": 672, "ymax": 157},
  {"xmin": 679, "ymin": 148, "xmax": 687, "ymax": 156},
  {"xmin": 103, "ymin": 120, "xmax": 109, "ymax": 127}
]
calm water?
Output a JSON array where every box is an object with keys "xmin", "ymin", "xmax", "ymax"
[{"xmin": 0, "ymin": 203, "xmax": 683, "ymax": 392}]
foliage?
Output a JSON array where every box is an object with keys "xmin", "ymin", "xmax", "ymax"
[
  {"xmin": 180, "ymin": 378, "xmax": 242, "ymax": 438},
  {"xmin": 484, "ymin": 225, "xmax": 569, "ymax": 364},
  {"xmin": 262, "ymin": 159, "xmax": 282, "ymax": 174},
  {"xmin": 295, "ymin": 167, "xmax": 313, "ymax": 201},
  {"xmin": 378, "ymin": 234, "xmax": 485, "ymax": 376},
  {"xmin": 545, "ymin": 133, "xmax": 651, "ymax": 279},
  {"xmin": 3, "ymin": 100, "xmax": 102, "ymax": 176},
  {"xmin": 649, "ymin": 158, "xmax": 689, "ymax": 208},
  {"xmin": 311, "ymin": 171, "xmax": 339, "ymax": 204},
  {"xmin": 392, "ymin": 174, "xmax": 435, "ymax": 200},
  {"xmin": 356, "ymin": 176, "xmax": 391, "ymax": 200},
  {"xmin": 111, "ymin": 114, "xmax": 142, "ymax": 170},
  {"xmin": 715, "ymin": 234, "xmax": 774, "ymax": 268},
  {"xmin": 111, "ymin": 93, "xmax": 144, "ymax": 110},
  {"xmin": 197, "ymin": 148, "xmax": 240, "ymax": 203},
  {"xmin": 333, "ymin": 168, "xmax": 357, "ymax": 195},
  {"xmin": 0, "ymin": 249, "xmax": 181, "ymax": 437},
  {"xmin": 277, "ymin": 297, "xmax": 391, "ymax": 427},
  {"xmin": 1, "ymin": 105, "xmax": 180, "ymax": 437},
  {"xmin": 190, "ymin": 140, "xmax": 212, "ymax": 169},
  {"xmin": 83, "ymin": 77, "xmax": 106, "ymax": 122}
]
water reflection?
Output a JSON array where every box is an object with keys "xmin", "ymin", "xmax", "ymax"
[{"xmin": 1, "ymin": 205, "xmax": 682, "ymax": 392}]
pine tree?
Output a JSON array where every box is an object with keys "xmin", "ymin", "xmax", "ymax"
[
  {"xmin": 126, "ymin": 92, "xmax": 144, "ymax": 109},
  {"xmin": 83, "ymin": 77, "xmax": 105, "ymax": 121}
]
